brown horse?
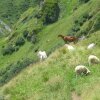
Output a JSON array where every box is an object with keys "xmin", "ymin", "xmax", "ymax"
[{"xmin": 58, "ymin": 34, "xmax": 78, "ymax": 43}]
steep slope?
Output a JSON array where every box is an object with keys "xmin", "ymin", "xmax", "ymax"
[
  {"xmin": 0, "ymin": 0, "xmax": 80, "ymax": 86},
  {"xmin": 0, "ymin": 0, "xmax": 100, "ymax": 99},
  {"xmin": 0, "ymin": 0, "xmax": 100, "ymax": 86},
  {"xmin": 0, "ymin": 0, "xmax": 78, "ymax": 25},
  {"xmin": 0, "ymin": 31, "xmax": 100, "ymax": 100},
  {"xmin": 0, "ymin": 0, "xmax": 40, "ymax": 25}
]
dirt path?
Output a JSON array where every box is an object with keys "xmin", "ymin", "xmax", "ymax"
[{"xmin": 71, "ymin": 91, "xmax": 81, "ymax": 100}]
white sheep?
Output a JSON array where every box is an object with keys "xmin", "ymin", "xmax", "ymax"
[
  {"xmin": 37, "ymin": 50, "xmax": 47, "ymax": 61},
  {"xmin": 75, "ymin": 65, "xmax": 90, "ymax": 76},
  {"xmin": 87, "ymin": 43, "xmax": 95, "ymax": 49},
  {"xmin": 88, "ymin": 55, "xmax": 100, "ymax": 66},
  {"xmin": 64, "ymin": 44, "xmax": 75, "ymax": 51}
]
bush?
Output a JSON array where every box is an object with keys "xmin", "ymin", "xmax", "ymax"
[
  {"xmin": 2, "ymin": 44, "xmax": 15, "ymax": 56},
  {"xmin": 72, "ymin": 26, "xmax": 80, "ymax": 32},
  {"xmin": 74, "ymin": 20, "xmax": 79, "ymax": 24},
  {"xmin": 15, "ymin": 46, "xmax": 19, "ymax": 51},
  {"xmin": 91, "ymin": 16, "xmax": 100, "ymax": 33},
  {"xmin": 34, "ymin": 12, "xmax": 42, "ymax": 19},
  {"xmin": 27, "ymin": 34, "xmax": 37, "ymax": 44},
  {"xmin": 27, "ymin": 34, "xmax": 32, "ymax": 41},
  {"xmin": 24, "ymin": 30, "xmax": 38, "ymax": 44},
  {"xmin": 31, "ymin": 35, "xmax": 38, "ymax": 44},
  {"xmin": 15, "ymin": 37, "xmax": 25, "ymax": 46},
  {"xmin": 0, "ymin": 58, "xmax": 33, "ymax": 86},
  {"xmin": 23, "ymin": 30, "xmax": 28, "ymax": 38},
  {"xmin": 76, "ymin": 30, "xmax": 87, "ymax": 37},
  {"xmin": 88, "ymin": 14, "xmax": 93, "ymax": 20},
  {"xmin": 79, "ymin": 17, "xmax": 87, "ymax": 26},
  {"xmin": 80, "ymin": 30, "xmax": 87, "ymax": 35},
  {"xmin": 75, "ymin": 17, "xmax": 87, "ymax": 26},
  {"xmin": 83, "ymin": 13, "xmax": 93, "ymax": 20},
  {"xmin": 37, "ymin": 2, "xmax": 60, "ymax": 25},
  {"xmin": 83, "ymin": 13, "xmax": 89, "ymax": 19}
]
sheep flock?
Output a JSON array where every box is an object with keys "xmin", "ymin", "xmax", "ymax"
[{"xmin": 37, "ymin": 42, "xmax": 99, "ymax": 77}]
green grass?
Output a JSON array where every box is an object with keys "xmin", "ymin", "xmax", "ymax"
[
  {"xmin": 0, "ymin": 0, "xmax": 81, "ymax": 72},
  {"xmin": 0, "ymin": 31, "xmax": 100, "ymax": 100},
  {"xmin": 0, "ymin": 0, "xmax": 99, "ymax": 84},
  {"xmin": 0, "ymin": 0, "xmax": 39, "ymax": 25},
  {"xmin": 0, "ymin": 0, "xmax": 100, "ymax": 99},
  {"xmin": 0, "ymin": 0, "xmax": 99, "ymax": 74},
  {"xmin": 0, "ymin": 41, "xmax": 34, "ymax": 69}
]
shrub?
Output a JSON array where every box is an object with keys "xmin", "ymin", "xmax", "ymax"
[
  {"xmin": 24, "ymin": 30, "xmax": 38, "ymax": 44},
  {"xmin": 0, "ymin": 58, "xmax": 33, "ymax": 86},
  {"xmin": 82, "ymin": 13, "xmax": 93, "ymax": 21},
  {"xmin": 80, "ymin": 18, "xmax": 87, "ymax": 26},
  {"xmin": 2, "ymin": 44, "xmax": 15, "ymax": 56},
  {"xmin": 91, "ymin": 16, "xmax": 100, "ymax": 33},
  {"xmin": 74, "ymin": 20, "xmax": 79, "ymax": 24},
  {"xmin": 80, "ymin": 30, "xmax": 87, "ymax": 35},
  {"xmin": 27, "ymin": 34, "xmax": 32, "ymax": 41},
  {"xmin": 79, "ymin": 18, "xmax": 87, "ymax": 26},
  {"xmin": 83, "ymin": 13, "xmax": 89, "ymax": 19},
  {"xmin": 67, "ymin": 29, "xmax": 75, "ymax": 36},
  {"xmin": 15, "ymin": 46, "xmax": 19, "ymax": 51},
  {"xmin": 34, "ymin": 12, "xmax": 42, "ymax": 19},
  {"xmin": 76, "ymin": 30, "xmax": 87, "ymax": 37},
  {"xmin": 79, "ymin": 20, "xmax": 84, "ymax": 26},
  {"xmin": 27, "ymin": 34, "xmax": 37, "ymax": 44},
  {"xmin": 31, "ymin": 35, "xmax": 38, "ymax": 44},
  {"xmin": 38, "ymin": 2, "xmax": 60, "ymax": 25},
  {"xmin": 88, "ymin": 14, "xmax": 93, "ymax": 20},
  {"xmin": 23, "ymin": 30, "xmax": 28, "ymax": 38},
  {"xmin": 82, "ymin": 17, "xmax": 87, "ymax": 23},
  {"xmin": 72, "ymin": 26, "xmax": 80, "ymax": 32},
  {"xmin": 15, "ymin": 37, "xmax": 25, "ymax": 46}
]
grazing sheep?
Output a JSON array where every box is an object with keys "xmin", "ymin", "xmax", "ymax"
[
  {"xmin": 75, "ymin": 65, "xmax": 90, "ymax": 76},
  {"xmin": 58, "ymin": 34, "xmax": 78, "ymax": 43},
  {"xmin": 37, "ymin": 50, "xmax": 47, "ymax": 61},
  {"xmin": 88, "ymin": 55, "xmax": 100, "ymax": 66},
  {"xmin": 87, "ymin": 43, "xmax": 95, "ymax": 49},
  {"xmin": 64, "ymin": 44, "xmax": 75, "ymax": 51}
]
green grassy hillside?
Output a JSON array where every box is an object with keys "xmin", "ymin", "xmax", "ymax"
[
  {"xmin": 0, "ymin": 0, "xmax": 78, "ymax": 25},
  {"xmin": 0, "ymin": 31, "xmax": 100, "ymax": 100},
  {"xmin": 0, "ymin": 0, "xmax": 41, "ymax": 25},
  {"xmin": 0, "ymin": 0, "xmax": 100, "ymax": 99},
  {"xmin": 0, "ymin": 0, "xmax": 81, "ymax": 86}
]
